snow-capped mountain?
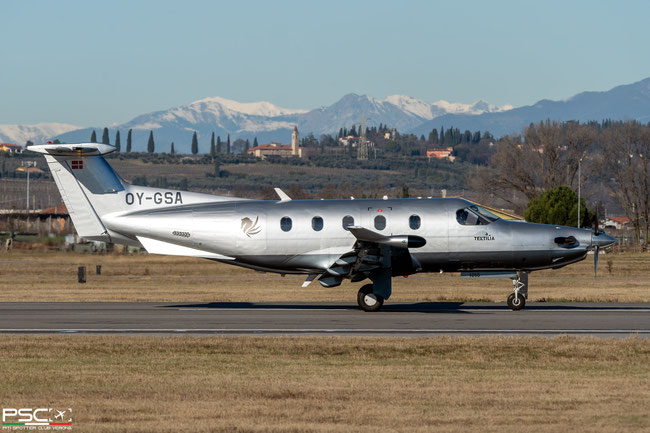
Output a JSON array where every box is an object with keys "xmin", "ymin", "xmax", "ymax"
[
  {"xmin": 384, "ymin": 95, "xmax": 511, "ymax": 120},
  {"xmin": 0, "ymin": 122, "xmax": 82, "ymax": 145},
  {"xmin": 35, "ymin": 77, "xmax": 650, "ymax": 152},
  {"xmin": 411, "ymin": 77, "xmax": 650, "ymax": 138}
]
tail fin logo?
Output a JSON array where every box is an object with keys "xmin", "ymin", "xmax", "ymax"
[
  {"xmin": 241, "ymin": 216, "xmax": 261, "ymax": 237},
  {"xmin": 71, "ymin": 160, "xmax": 84, "ymax": 170}
]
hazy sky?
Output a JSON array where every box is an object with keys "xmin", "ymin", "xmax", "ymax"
[{"xmin": 2, "ymin": 0, "xmax": 649, "ymax": 126}]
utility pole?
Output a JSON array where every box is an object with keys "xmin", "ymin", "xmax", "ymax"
[{"xmin": 577, "ymin": 158, "xmax": 582, "ymax": 228}]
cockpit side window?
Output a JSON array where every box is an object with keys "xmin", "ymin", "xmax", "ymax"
[{"xmin": 456, "ymin": 205, "xmax": 499, "ymax": 225}]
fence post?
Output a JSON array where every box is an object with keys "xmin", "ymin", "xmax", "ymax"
[{"xmin": 78, "ymin": 266, "xmax": 86, "ymax": 283}]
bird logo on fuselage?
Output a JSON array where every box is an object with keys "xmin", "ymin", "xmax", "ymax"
[{"xmin": 241, "ymin": 216, "xmax": 261, "ymax": 237}]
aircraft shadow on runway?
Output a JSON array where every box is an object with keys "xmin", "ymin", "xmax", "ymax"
[{"xmin": 161, "ymin": 302, "xmax": 650, "ymax": 314}]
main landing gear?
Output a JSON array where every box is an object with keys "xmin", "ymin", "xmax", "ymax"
[
  {"xmin": 507, "ymin": 271, "xmax": 528, "ymax": 311},
  {"xmin": 357, "ymin": 284, "xmax": 384, "ymax": 312}
]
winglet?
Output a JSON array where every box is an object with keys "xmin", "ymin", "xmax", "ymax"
[{"xmin": 274, "ymin": 188, "xmax": 292, "ymax": 202}]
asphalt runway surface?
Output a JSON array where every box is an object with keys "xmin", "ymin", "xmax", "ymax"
[{"xmin": 0, "ymin": 301, "xmax": 649, "ymax": 336}]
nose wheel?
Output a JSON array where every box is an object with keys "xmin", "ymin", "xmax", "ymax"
[
  {"xmin": 357, "ymin": 284, "xmax": 384, "ymax": 312},
  {"xmin": 508, "ymin": 271, "xmax": 528, "ymax": 311},
  {"xmin": 507, "ymin": 292, "xmax": 525, "ymax": 310}
]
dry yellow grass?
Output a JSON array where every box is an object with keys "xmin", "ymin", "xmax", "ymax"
[
  {"xmin": 0, "ymin": 250, "xmax": 649, "ymax": 303},
  {"xmin": 0, "ymin": 336, "xmax": 648, "ymax": 432}
]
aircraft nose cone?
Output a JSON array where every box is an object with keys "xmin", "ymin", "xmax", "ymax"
[{"xmin": 592, "ymin": 232, "xmax": 616, "ymax": 248}]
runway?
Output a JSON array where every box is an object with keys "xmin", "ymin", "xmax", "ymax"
[{"xmin": 1, "ymin": 301, "xmax": 649, "ymax": 336}]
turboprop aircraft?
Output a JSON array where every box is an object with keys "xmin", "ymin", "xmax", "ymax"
[{"xmin": 29, "ymin": 142, "xmax": 615, "ymax": 312}]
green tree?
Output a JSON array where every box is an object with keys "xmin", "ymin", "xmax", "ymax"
[
  {"xmin": 115, "ymin": 130, "xmax": 121, "ymax": 152},
  {"xmin": 126, "ymin": 129, "xmax": 132, "ymax": 152},
  {"xmin": 210, "ymin": 132, "xmax": 215, "ymax": 156},
  {"xmin": 253, "ymin": 137, "xmax": 258, "ymax": 147},
  {"xmin": 147, "ymin": 131, "xmax": 155, "ymax": 153},
  {"xmin": 524, "ymin": 185, "xmax": 593, "ymax": 227},
  {"xmin": 102, "ymin": 127, "xmax": 110, "ymax": 145},
  {"xmin": 226, "ymin": 134, "xmax": 231, "ymax": 154},
  {"xmin": 216, "ymin": 136, "xmax": 222, "ymax": 153},
  {"xmin": 170, "ymin": 142, "xmax": 175, "ymax": 154},
  {"xmin": 191, "ymin": 131, "xmax": 198, "ymax": 155},
  {"xmin": 244, "ymin": 139, "xmax": 250, "ymax": 152},
  {"xmin": 90, "ymin": 130, "xmax": 97, "ymax": 143}
]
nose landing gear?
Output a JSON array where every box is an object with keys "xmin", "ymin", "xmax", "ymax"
[{"xmin": 508, "ymin": 271, "xmax": 528, "ymax": 311}]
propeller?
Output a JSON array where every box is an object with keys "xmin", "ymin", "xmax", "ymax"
[{"xmin": 593, "ymin": 209, "xmax": 600, "ymax": 279}]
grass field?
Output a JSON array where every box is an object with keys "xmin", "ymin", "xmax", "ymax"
[
  {"xmin": 0, "ymin": 336, "xmax": 648, "ymax": 432},
  {"xmin": 0, "ymin": 250, "xmax": 649, "ymax": 303}
]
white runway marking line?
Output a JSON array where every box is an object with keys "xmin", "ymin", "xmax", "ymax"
[
  {"xmin": 0, "ymin": 328, "xmax": 648, "ymax": 334},
  {"xmin": 176, "ymin": 307, "xmax": 650, "ymax": 313}
]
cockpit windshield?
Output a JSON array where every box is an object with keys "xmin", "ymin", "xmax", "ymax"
[{"xmin": 456, "ymin": 205, "xmax": 500, "ymax": 225}]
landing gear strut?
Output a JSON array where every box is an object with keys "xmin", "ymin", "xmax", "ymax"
[
  {"xmin": 507, "ymin": 271, "xmax": 528, "ymax": 311},
  {"xmin": 357, "ymin": 284, "xmax": 384, "ymax": 312}
]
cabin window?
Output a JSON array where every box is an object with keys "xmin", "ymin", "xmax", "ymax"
[
  {"xmin": 280, "ymin": 216, "xmax": 292, "ymax": 232},
  {"xmin": 409, "ymin": 214, "xmax": 421, "ymax": 230},
  {"xmin": 342, "ymin": 215, "xmax": 354, "ymax": 231},
  {"xmin": 312, "ymin": 216, "xmax": 324, "ymax": 231},
  {"xmin": 456, "ymin": 205, "xmax": 499, "ymax": 226},
  {"xmin": 374, "ymin": 215, "xmax": 386, "ymax": 230}
]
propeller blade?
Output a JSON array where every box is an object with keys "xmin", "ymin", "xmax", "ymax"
[{"xmin": 594, "ymin": 245, "xmax": 599, "ymax": 279}]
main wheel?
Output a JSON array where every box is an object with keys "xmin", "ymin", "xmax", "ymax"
[
  {"xmin": 507, "ymin": 292, "xmax": 526, "ymax": 311},
  {"xmin": 357, "ymin": 284, "xmax": 384, "ymax": 312}
]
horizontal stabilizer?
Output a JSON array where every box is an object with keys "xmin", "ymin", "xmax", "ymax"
[
  {"xmin": 28, "ymin": 143, "xmax": 117, "ymax": 156},
  {"xmin": 137, "ymin": 236, "xmax": 235, "ymax": 260}
]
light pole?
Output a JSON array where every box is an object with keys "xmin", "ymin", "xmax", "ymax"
[
  {"xmin": 23, "ymin": 161, "xmax": 36, "ymax": 212},
  {"xmin": 577, "ymin": 158, "xmax": 582, "ymax": 228}
]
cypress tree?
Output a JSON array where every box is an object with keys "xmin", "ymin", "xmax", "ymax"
[
  {"xmin": 102, "ymin": 127, "xmax": 110, "ymax": 145},
  {"xmin": 115, "ymin": 130, "xmax": 121, "ymax": 152},
  {"xmin": 253, "ymin": 137, "xmax": 258, "ymax": 147},
  {"xmin": 210, "ymin": 132, "xmax": 215, "ymax": 156},
  {"xmin": 440, "ymin": 126, "xmax": 445, "ymax": 144},
  {"xmin": 90, "ymin": 130, "xmax": 97, "ymax": 143},
  {"xmin": 244, "ymin": 139, "xmax": 250, "ymax": 152},
  {"xmin": 191, "ymin": 131, "xmax": 198, "ymax": 155},
  {"xmin": 171, "ymin": 142, "xmax": 175, "ymax": 154},
  {"xmin": 216, "ymin": 136, "xmax": 222, "ymax": 154},
  {"xmin": 126, "ymin": 129, "xmax": 132, "ymax": 152},
  {"xmin": 147, "ymin": 131, "xmax": 155, "ymax": 153},
  {"xmin": 226, "ymin": 134, "xmax": 230, "ymax": 154}
]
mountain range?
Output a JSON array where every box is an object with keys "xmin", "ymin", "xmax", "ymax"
[{"xmin": 2, "ymin": 77, "xmax": 649, "ymax": 153}]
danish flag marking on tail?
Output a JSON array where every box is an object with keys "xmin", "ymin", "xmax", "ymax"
[{"xmin": 71, "ymin": 160, "xmax": 83, "ymax": 170}]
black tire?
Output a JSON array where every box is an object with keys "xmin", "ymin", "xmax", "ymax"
[
  {"xmin": 507, "ymin": 292, "xmax": 526, "ymax": 311},
  {"xmin": 357, "ymin": 284, "xmax": 384, "ymax": 312}
]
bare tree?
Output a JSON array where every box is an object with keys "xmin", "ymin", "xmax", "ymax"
[
  {"xmin": 475, "ymin": 120, "xmax": 597, "ymax": 208},
  {"xmin": 600, "ymin": 121, "xmax": 650, "ymax": 250}
]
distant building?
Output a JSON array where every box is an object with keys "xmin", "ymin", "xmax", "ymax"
[
  {"xmin": 0, "ymin": 143, "xmax": 23, "ymax": 154},
  {"xmin": 15, "ymin": 166, "xmax": 44, "ymax": 175},
  {"xmin": 247, "ymin": 126, "xmax": 308, "ymax": 159},
  {"xmin": 427, "ymin": 147, "xmax": 455, "ymax": 161},
  {"xmin": 338, "ymin": 135, "xmax": 359, "ymax": 147},
  {"xmin": 605, "ymin": 217, "xmax": 630, "ymax": 230}
]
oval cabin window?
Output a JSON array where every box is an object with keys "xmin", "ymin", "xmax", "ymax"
[
  {"xmin": 409, "ymin": 215, "xmax": 421, "ymax": 230},
  {"xmin": 374, "ymin": 215, "xmax": 386, "ymax": 230},
  {"xmin": 312, "ymin": 216, "xmax": 324, "ymax": 231},
  {"xmin": 280, "ymin": 216, "xmax": 292, "ymax": 232},
  {"xmin": 342, "ymin": 215, "xmax": 355, "ymax": 231}
]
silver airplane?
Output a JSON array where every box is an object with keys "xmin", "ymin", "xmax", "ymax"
[{"xmin": 29, "ymin": 143, "xmax": 615, "ymax": 312}]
